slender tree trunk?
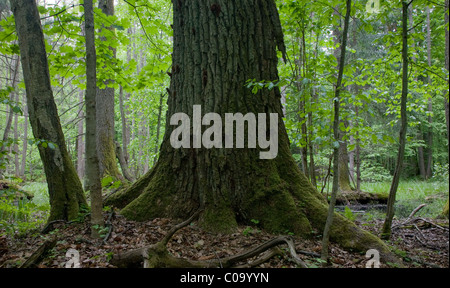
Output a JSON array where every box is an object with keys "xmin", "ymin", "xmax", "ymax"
[
  {"xmin": 0, "ymin": 56, "xmax": 20, "ymax": 178},
  {"xmin": 77, "ymin": 89, "xmax": 85, "ymax": 180},
  {"xmin": 408, "ymin": 4, "xmax": 427, "ymax": 180},
  {"xmin": 308, "ymin": 107, "xmax": 317, "ymax": 188},
  {"xmin": 338, "ymin": 123, "xmax": 353, "ymax": 192},
  {"xmin": 355, "ymin": 105, "xmax": 361, "ymax": 192},
  {"xmin": 96, "ymin": 0, "xmax": 123, "ymax": 181},
  {"xmin": 445, "ymin": 0, "xmax": 449, "ymax": 148},
  {"xmin": 123, "ymin": 31, "xmax": 133, "ymax": 163},
  {"xmin": 20, "ymin": 94, "xmax": 28, "ymax": 178},
  {"xmin": 321, "ymin": 0, "xmax": 351, "ymax": 264},
  {"xmin": 13, "ymin": 92, "xmax": 19, "ymax": 175},
  {"xmin": 119, "ymin": 85, "xmax": 128, "ymax": 162},
  {"xmin": 84, "ymin": 0, "xmax": 104, "ymax": 238},
  {"xmin": 300, "ymin": 31, "xmax": 309, "ymax": 180},
  {"xmin": 115, "ymin": 141, "xmax": 134, "ymax": 182},
  {"xmin": 10, "ymin": 0, "xmax": 87, "ymax": 221},
  {"xmin": 382, "ymin": 1, "xmax": 410, "ymax": 240},
  {"xmin": 417, "ymin": 131, "xmax": 426, "ymax": 179},
  {"xmin": 348, "ymin": 125, "xmax": 355, "ymax": 184},
  {"xmin": 118, "ymin": 85, "xmax": 134, "ymax": 181},
  {"xmin": 425, "ymin": 6, "xmax": 433, "ymax": 179}
]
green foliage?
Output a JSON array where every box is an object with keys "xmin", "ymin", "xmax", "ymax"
[
  {"xmin": 92, "ymin": 224, "xmax": 109, "ymax": 238},
  {"xmin": 343, "ymin": 206, "xmax": 356, "ymax": 222},
  {"xmin": 360, "ymin": 161, "xmax": 392, "ymax": 182},
  {"xmin": 27, "ymin": 139, "xmax": 57, "ymax": 150},
  {"xmin": 22, "ymin": 182, "xmax": 50, "ymax": 208},
  {"xmin": 361, "ymin": 180, "xmax": 449, "ymax": 218},
  {"xmin": 0, "ymin": 184, "xmax": 48, "ymax": 236},
  {"xmin": 431, "ymin": 163, "xmax": 449, "ymax": 182},
  {"xmin": 242, "ymin": 219, "xmax": 261, "ymax": 236},
  {"xmin": 101, "ymin": 175, "xmax": 122, "ymax": 189}
]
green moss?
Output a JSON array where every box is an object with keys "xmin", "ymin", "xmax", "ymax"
[
  {"xmin": 120, "ymin": 165, "xmax": 176, "ymax": 221},
  {"xmin": 441, "ymin": 200, "xmax": 449, "ymax": 219},
  {"xmin": 199, "ymin": 206, "xmax": 237, "ymax": 233}
]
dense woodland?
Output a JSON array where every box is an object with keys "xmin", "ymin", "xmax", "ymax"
[{"xmin": 0, "ymin": 0, "xmax": 448, "ymax": 269}]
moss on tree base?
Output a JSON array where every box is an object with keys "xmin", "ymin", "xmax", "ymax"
[
  {"xmin": 335, "ymin": 190, "xmax": 389, "ymax": 205},
  {"xmin": 106, "ymin": 147, "xmax": 402, "ymax": 267}
]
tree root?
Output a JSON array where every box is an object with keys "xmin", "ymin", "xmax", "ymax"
[{"xmin": 110, "ymin": 210, "xmax": 309, "ymax": 268}]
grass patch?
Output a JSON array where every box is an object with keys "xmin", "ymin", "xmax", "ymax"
[{"xmin": 361, "ymin": 180, "xmax": 449, "ymax": 218}]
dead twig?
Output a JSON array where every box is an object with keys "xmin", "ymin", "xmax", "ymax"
[
  {"xmin": 110, "ymin": 209, "xmax": 310, "ymax": 268},
  {"xmin": 102, "ymin": 210, "xmax": 115, "ymax": 244},
  {"xmin": 20, "ymin": 237, "xmax": 57, "ymax": 268}
]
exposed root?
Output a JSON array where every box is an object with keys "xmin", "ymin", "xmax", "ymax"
[{"xmin": 110, "ymin": 210, "xmax": 309, "ymax": 268}]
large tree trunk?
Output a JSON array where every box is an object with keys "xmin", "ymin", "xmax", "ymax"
[
  {"xmin": 10, "ymin": 0, "xmax": 87, "ymax": 221},
  {"xmin": 106, "ymin": 0, "xmax": 400, "ymax": 264}
]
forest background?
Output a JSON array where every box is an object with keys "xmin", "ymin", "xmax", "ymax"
[{"xmin": 0, "ymin": 0, "xmax": 448, "ymax": 268}]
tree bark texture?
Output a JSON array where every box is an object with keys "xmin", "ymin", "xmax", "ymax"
[
  {"xmin": 95, "ymin": 0, "xmax": 123, "ymax": 181},
  {"xmin": 76, "ymin": 89, "xmax": 85, "ymax": 180},
  {"xmin": 85, "ymin": 0, "xmax": 104, "ymax": 237},
  {"xmin": 10, "ymin": 0, "xmax": 87, "ymax": 221},
  {"xmin": 0, "ymin": 55, "xmax": 20, "ymax": 178},
  {"xmin": 425, "ymin": 6, "xmax": 433, "ymax": 179},
  {"xmin": 105, "ymin": 0, "xmax": 401, "ymax": 264},
  {"xmin": 338, "ymin": 123, "xmax": 353, "ymax": 192}
]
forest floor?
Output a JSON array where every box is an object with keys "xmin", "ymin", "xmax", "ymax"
[{"xmin": 0, "ymin": 211, "xmax": 448, "ymax": 269}]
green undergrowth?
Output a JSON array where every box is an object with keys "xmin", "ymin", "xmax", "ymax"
[
  {"xmin": 0, "ymin": 182, "xmax": 49, "ymax": 236},
  {"xmin": 360, "ymin": 180, "xmax": 449, "ymax": 219}
]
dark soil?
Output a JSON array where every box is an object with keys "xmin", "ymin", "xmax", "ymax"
[{"xmin": 0, "ymin": 211, "xmax": 448, "ymax": 268}]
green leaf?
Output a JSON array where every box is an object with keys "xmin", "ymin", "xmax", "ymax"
[
  {"xmin": 48, "ymin": 142, "xmax": 56, "ymax": 150},
  {"xmin": 12, "ymin": 106, "xmax": 22, "ymax": 115},
  {"xmin": 332, "ymin": 141, "xmax": 340, "ymax": 149},
  {"xmin": 371, "ymin": 134, "xmax": 378, "ymax": 144},
  {"xmin": 101, "ymin": 176, "xmax": 114, "ymax": 188},
  {"xmin": 112, "ymin": 24, "xmax": 125, "ymax": 31}
]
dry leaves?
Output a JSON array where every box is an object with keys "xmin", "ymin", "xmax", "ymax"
[{"xmin": 0, "ymin": 213, "xmax": 448, "ymax": 268}]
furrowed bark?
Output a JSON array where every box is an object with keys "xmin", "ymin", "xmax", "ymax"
[
  {"xmin": 106, "ymin": 0, "xmax": 402, "ymax": 266},
  {"xmin": 10, "ymin": 0, "xmax": 87, "ymax": 221},
  {"xmin": 85, "ymin": 0, "xmax": 104, "ymax": 238}
]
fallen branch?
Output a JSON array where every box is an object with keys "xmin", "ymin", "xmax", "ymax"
[
  {"xmin": 20, "ymin": 237, "xmax": 56, "ymax": 268},
  {"xmin": 392, "ymin": 204, "xmax": 428, "ymax": 230},
  {"xmin": 234, "ymin": 248, "xmax": 283, "ymax": 268},
  {"xmin": 110, "ymin": 210, "xmax": 309, "ymax": 268},
  {"xmin": 41, "ymin": 213, "xmax": 91, "ymax": 234},
  {"xmin": 102, "ymin": 210, "xmax": 115, "ymax": 244},
  {"xmin": 392, "ymin": 204, "xmax": 427, "ymax": 230}
]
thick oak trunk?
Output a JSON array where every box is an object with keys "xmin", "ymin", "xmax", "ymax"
[{"xmin": 107, "ymin": 0, "xmax": 400, "ymax": 264}]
